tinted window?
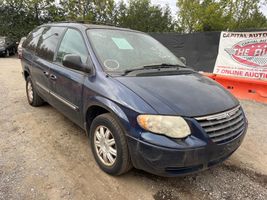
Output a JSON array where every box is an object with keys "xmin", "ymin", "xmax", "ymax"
[
  {"xmin": 23, "ymin": 27, "xmax": 45, "ymax": 52},
  {"xmin": 36, "ymin": 26, "xmax": 65, "ymax": 61},
  {"xmin": 56, "ymin": 29, "xmax": 88, "ymax": 64}
]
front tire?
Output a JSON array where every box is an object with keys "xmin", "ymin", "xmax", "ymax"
[
  {"xmin": 26, "ymin": 76, "xmax": 44, "ymax": 107},
  {"xmin": 90, "ymin": 113, "xmax": 132, "ymax": 175}
]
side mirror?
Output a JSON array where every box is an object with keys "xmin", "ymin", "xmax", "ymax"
[
  {"xmin": 180, "ymin": 57, "xmax": 186, "ymax": 65},
  {"xmin": 62, "ymin": 54, "xmax": 91, "ymax": 73}
]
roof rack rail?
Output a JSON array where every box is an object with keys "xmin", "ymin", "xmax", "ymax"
[{"xmin": 50, "ymin": 20, "xmax": 121, "ymax": 28}]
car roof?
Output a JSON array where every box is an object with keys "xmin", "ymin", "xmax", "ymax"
[{"xmin": 41, "ymin": 22, "xmax": 141, "ymax": 33}]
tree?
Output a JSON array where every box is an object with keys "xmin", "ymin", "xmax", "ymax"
[
  {"xmin": 225, "ymin": 0, "xmax": 267, "ymax": 30},
  {"xmin": 0, "ymin": 0, "xmax": 35, "ymax": 40},
  {"xmin": 92, "ymin": 0, "xmax": 116, "ymax": 23},
  {"xmin": 113, "ymin": 1, "xmax": 127, "ymax": 26},
  {"xmin": 60, "ymin": 0, "xmax": 116, "ymax": 23},
  {"xmin": 60, "ymin": 0, "xmax": 93, "ymax": 20},
  {"xmin": 118, "ymin": 0, "xmax": 175, "ymax": 32},
  {"xmin": 1, "ymin": 0, "xmax": 266, "ymax": 41},
  {"xmin": 177, "ymin": 0, "xmax": 267, "ymax": 33},
  {"xmin": 176, "ymin": 0, "xmax": 202, "ymax": 33},
  {"xmin": 236, "ymin": 10, "xmax": 267, "ymax": 30}
]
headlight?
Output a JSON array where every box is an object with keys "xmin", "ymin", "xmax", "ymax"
[{"xmin": 137, "ymin": 115, "xmax": 191, "ymax": 138}]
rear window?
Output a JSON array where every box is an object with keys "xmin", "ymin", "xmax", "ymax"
[
  {"xmin": 23, "ymin": 27, "xmax": 45, "ymax": 52},
  {"xmin": 36, "ymin": 26, "xmax": 65, "ymax": 61}
]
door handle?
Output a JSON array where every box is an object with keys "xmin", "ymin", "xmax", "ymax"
[
  {"xmin": 43, "ymin": 71, "xmax": 49, "ymax": 76},
  {"xmin": 50, "ymin": 74, "xmax": 57, "ymax": 80}
]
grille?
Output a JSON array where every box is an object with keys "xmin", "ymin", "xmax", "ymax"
[{"xmin": 195, "ymin": 106, "xmax": 245, "ymax": 144}]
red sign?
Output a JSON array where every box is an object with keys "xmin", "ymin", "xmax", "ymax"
[
  {"xmin": 214, "ymin": 31, "xmax": 267, "ymax": 80},
  {"xmin": 225, "ymin": 39, "xmax": 267, "ymax": 67}
]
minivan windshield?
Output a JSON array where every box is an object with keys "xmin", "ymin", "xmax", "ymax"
[{"xmin": 87, "ymin": 29, "xmax": 185, "ymax": 74}]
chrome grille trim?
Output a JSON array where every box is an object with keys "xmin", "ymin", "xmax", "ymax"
[
  {"xmin": 204, "ymin": 114, "xmax": 243, "ymax": 133},
  {"xmin": 195, "ymin": 106, "xmax": 245, "ymax": 144},
  {"xmin": 199, "ymin": 110, "xmax": 242, "ymax": 127},
  {"xmin": 195, "ymin": 105, "xmax": 240, "ymax": 121}
]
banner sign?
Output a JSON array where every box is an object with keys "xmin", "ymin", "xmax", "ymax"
[{"xmin": 214, "ymin": 31, "xmax": 267, "ymax": 80}]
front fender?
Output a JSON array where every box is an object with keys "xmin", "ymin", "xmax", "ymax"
[{"xmin": 83, "ymin": 96, "xmax": 132, "ymax": 136}]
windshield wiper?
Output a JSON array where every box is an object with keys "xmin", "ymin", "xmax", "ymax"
[{"xmin": 122, "ymin": 63, "xmax": 186, "ymax": 76}]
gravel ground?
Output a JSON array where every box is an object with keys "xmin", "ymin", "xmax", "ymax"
[{"xmin": 0, "ymin": 57, "xmax": 266, "ymax": 200}]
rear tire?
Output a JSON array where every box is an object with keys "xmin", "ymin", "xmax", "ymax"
[
  {"xmin": 90, "ymin": 113, "xmax": 132, "ymax": 175},
  {"xmin": 26, "ymin": 76, "xmax": 44, "ymax": 107}
]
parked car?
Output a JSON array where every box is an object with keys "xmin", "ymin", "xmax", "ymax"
[
  {"xmin": 17, "ymin": 37, "xmax": 26, "ymax": 59},
  {"xmin": 21, "ymin": 22, "xmax": 247, "ymax": 177},
  {"xmin": 0, "ymin": 36, "xmax": 16, "ymax": 57}
]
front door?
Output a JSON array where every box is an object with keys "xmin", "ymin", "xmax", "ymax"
[{"xmin": 49, "ymin": 28, "xmax": 91, "ymax": 127}]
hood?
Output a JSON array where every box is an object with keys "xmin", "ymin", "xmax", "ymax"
[{"xmin": 115, "ymin": 73, "xmax": 239, "ymax": 117}]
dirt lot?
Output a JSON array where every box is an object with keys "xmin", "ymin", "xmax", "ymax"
[{"xmin": 0, "ymin": 57, "xmax": 266, "ymax": 200}]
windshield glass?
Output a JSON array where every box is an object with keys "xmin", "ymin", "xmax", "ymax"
[
  {"xmin": 87, "ymin": 29, "xmax": 185, "ymax": 73},
  {"xmin": 0, "ymin": 37, "xmax": 5, "ymax": 45}
]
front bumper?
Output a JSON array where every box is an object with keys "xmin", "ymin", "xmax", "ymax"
[{"xmin": 127, "ymin": 122, "xmax": 247, "ymax": 177}]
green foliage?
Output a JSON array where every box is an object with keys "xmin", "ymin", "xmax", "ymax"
[
  {"xmin": 0, "ymin": 0, "xmax": 65, "ymax": 40},
  {"xmin": 116, "ymin": 0, "xmax": 175, "ymax": 32},
  {"xmin": 0, "ymin": 0, "xmax": 266, "ymax": 41},
  {"xmin": 177, "ymin": 0, "xmax": 267, "ymax": 33}
]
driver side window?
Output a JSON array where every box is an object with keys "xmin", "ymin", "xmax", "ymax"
[{"xmin": 56, "ymin": 29, "xmax": 88, "ymax": 65}]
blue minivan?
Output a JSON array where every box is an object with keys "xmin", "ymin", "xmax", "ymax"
[{"xmin": 21, "ymin": 22, "xmax": 247, "ymax": 176}]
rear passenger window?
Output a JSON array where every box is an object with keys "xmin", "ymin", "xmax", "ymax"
[
  {"xmin": 23, "ymin": 27, "xmax": 45, "ymax": 52},
  {"xmin": 56, "ymin": 29, "xmax": 88, "ymax": 64},
  {"xmin": 36, "ymin": 26, "xmax": 65, "ymax": 61}
]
